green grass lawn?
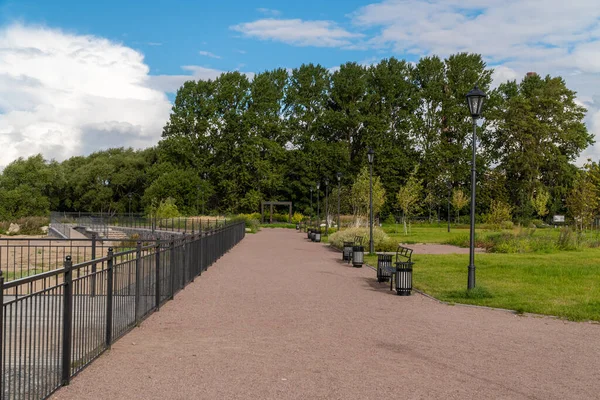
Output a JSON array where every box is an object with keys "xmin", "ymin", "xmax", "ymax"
[
  {"xmin": 380, "ymin": 222, "xmax": 562, "ymax": 245},
  {"xmin": 364, "ymin": 249, "xmax": 600, "ymax": 322}
]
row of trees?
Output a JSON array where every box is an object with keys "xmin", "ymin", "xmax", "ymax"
[{"xmin": 0, "ymin": 52, "xmax": 593, "ymax": 225}]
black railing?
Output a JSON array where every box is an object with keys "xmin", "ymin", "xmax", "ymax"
[
  {"xmin": 50, "ymin": 212, "xmax": 227, "ymax": 239},
  {"xmin": 0, "ymin": 221, "xmax": 245, "ymax": 400}
]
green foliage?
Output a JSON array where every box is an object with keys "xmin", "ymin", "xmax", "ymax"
[
  {"xmin": 291, "ymin": 212, "xmax": 305, "ymax": 224},
  {"xmin": 485, "ymin": 200, "xmax": 513, "ymax": 228},
  {"xmin": 451, "ymin": 189, "xmax": 469, "ymax": 222},
  {"xmin": 154, "ymin": 198, "xmax": 180, "ymax": 219},
  {"xmin": 0, "ymin": 216, "xmax": 50, "ymax": 235},
  {"xmin": 446, "ymin": 286, "xmax": 493, "ymax": 300},
  {"xmin": 232, "ymin": 214, "xmax": 260, "ymax": 233},
  {"xmin": 328, "ymin": 226, "xmax": 396, "ymax": 252},
  {"xmin": 0, "ymin": 54, "xmax": 591, "ymax": 225},
  {"xmin": 530, "ymin": 187, "xmax": 550, "ymax": 218},
  {"xmin": 351, "ymin": 166, "xmax": 386, "ymax": 223},
  {"xmin": 566, "ymin": 168, "xmax": 598, "ymax": 230}
]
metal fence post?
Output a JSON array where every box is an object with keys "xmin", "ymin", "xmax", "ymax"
[
  {"xmin": 106, "ymin": 248, "xmax": 114, "ymax": 348},
  {"xmin": 155, "ymin": 239, "xmax": 161, "ymax": 310},
  {"xmin": 181, "ymin": 236, "xmax": 187, "ymax": 288},
  {"xmin": 62, "ymin": 256, "xmax": 73, "ymax": 386},
  {"xmin": 170, "ymin": 236, "xmax": 176, "ymax": 299},
  {"xmin": 135, "ymin": 241, "xmax": 142, "ymax": 325},
  {"xmin": 190, "ymin": 234, "xmax": 196, "ymax": 283},
  {"xmin": 91, "ymin": 233, "xmax": 97, "ymax": 297},
  {"xmin": 0, "ymin": 272, "xmax": 4, "ymax": 391}
]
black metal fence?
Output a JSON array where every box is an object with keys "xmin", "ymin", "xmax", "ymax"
[
  {"xmin": 0, "ymin": 221, "xmax": 245, "ymax": 400},
  {"xmin": 50, "ymin": 212, "xmax": 226, "ymax": 239},
  {"xmin": 0, "ymin": 236, "xmax": 125, "ymax": 284}
]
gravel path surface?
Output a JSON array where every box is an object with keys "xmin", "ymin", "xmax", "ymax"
[{"xmin": 52, "ymin": 228, "xmax": 600, "ymax": 400}]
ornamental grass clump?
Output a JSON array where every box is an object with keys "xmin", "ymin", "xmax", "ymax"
[{"xmin": 328, "ymin": 227, "xmax": 397, "ymax": 252}]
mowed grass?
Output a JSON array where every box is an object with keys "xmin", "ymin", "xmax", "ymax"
[
  {"xmin": 365, "ymin": 248, "xmax": 600, "ymax": 322},
  {"xmin": 381, "ymin": 222, "xmax": 562, "ymax": 245}
]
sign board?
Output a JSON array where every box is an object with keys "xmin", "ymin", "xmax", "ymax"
[{"xmin": 552, "ymin": 215, "xmax": 565, "ymax": 223}]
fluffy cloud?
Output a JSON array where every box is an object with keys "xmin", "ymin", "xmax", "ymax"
[
  {"xmin": 231, "ymin": 18, "xmax": 363, "ymax": 47},
  {"xmin": 350, "ymin": 0, "xmax": 600, "ymax": 164},
  {"xmin": 0, "ymin": 23, "xmax": 172, "ymax": 167},
  {"xmin": 198, "ymin": 50, "xmax": 221, "ymax": 59},
  {"xmin": 148, "ymin": 66, "xmax": 255, "ymax": 94}
]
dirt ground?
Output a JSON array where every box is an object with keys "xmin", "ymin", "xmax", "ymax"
[{"xmin": 52, "ymin": 228, "xmax": 600, "ymax": 400}]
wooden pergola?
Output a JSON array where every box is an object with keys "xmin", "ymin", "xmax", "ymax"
[{"xmin": 261, "ymin": 201, "xmax": 292, "ymax": 224}]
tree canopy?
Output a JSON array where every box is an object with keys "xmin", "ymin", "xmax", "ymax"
[{"xmin": 0, "ymin": 53, "xmax": 593, "ymax": 226}]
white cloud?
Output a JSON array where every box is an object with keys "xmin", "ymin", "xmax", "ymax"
[
  {"xmin": 257, "ymin": 8, "xmax": 281, "ymax": 17},
  {"xmin": 0, "ymin": 23, "xmax": 171, "ymax": 166},
  {"xmin": 351, "ymin": 0, "xmax": 600, "ymax": 164},
  {"xmin": 198, "ymin": 50, "xmax": 221, "ymax": 59},
  {"xmin": 148, "ymin": 66, "xmax": 255, "ymax": 93},
  {"xmin": 230, "ymin": 18, "xmax": 363, "ymax": 48}
]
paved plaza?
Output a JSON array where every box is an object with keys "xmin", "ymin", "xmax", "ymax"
[{"xmin": 53, "ymin": 228, "xmax": 600, "ymax": 400}]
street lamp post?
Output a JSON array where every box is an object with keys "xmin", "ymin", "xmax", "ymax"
[
  {"xmin": 447, "ymin": 180, "xmax": 452, "ymax": 233},
  {"xmin": 316, "ymin": 183, "xmax": 321, "ymax": 229},
  {"xmin": 127, "ymin": 193, "xmax": 133, "ymax": 217},
  {"xmin": 336, "ymin": 172, "xmax": 342, "ymax": 232},
  {"xmin": 367, "ymin": 148, "xmax": 375, "ymax": 254},
  {"xmin": 324, "ymin": 178, "xmax": 329, "ymax": 236},
  {"xmin": 310, "ymin": 187, "xmax": 313, "ymax": 226},
  {"xmin": 466, "ymin": 85, "xmax": 486, "ymax": 290}
]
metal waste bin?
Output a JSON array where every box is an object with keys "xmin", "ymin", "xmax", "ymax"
[
  {"xmin": 395, "ymin": 261, "xmax": 413, "ymax": 296},
  {"xmin": 314, "ymin": 229, "xmax": 321, "ymax": 242},
  {"xmin": 342, "ymin": 241, "xmax": 353, "ymax": 261},
  {"xmin": 352, "ymin": 246, "xmax": 364, "ymax": 268}
]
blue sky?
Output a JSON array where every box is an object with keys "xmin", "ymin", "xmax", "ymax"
[{"xmin": 0, "ymin": 0, "xmax": 599, "ymax": 166}]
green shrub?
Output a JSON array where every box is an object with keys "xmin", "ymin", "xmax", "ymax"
[
  {"xmin": 530, "ymin": 219, "xmax": 547, "ymax": 228},
  {"xmin": 557, "ymin": 226, "xmax": 578, "ymax": 250},
  {"xmin": 232, "ymin": 214, "xmax": 260, "ymax": 233},
  {"xmin": 1, "ymin": 216, "xmax": 50, "ymax": 235},
  {"xmin": 291, "ymin": 212, "xmax": 304, "ymax": 224},
  {"xmin": 485, "ymin": 200, "xmax": 512, "ymax": 229},
  {"xmin": 500, "ymin": 220, "xmax": 514, "ymax": 230},
  {"xmin": 328, "ymin": 227, "xmax": 397, "ymax": 252}
]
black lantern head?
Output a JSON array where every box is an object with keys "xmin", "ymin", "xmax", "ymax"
[
  {"xmin": 367, "ymin": 148, "xmax": 375, "ymax": 164},
  {"xmin": 324, "ymin": 178, "xmax": 329, "ymax": 186},
  {"xmin": 316, "ymin": 182, "xmax": 320, "ymax": 190},
  {"xmin": 466, "ymin": 85, "xmax": 486, "ymax": 118},
  {"xmin": 336, "ymin": 172, "xmax": 342, "ymax": 182}
]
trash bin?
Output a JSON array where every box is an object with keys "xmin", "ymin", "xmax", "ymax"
[
  {"xmin": 342, "ymin": 241, "xmax": 353, "ymax": 261},
  {"xmin": 352, "ymin": 246, "xmax": 364, "ymax": 268},
  {"xmin": 377, "ymin": 254, "xmax": 392, "ymax": 282},
  {"xmin": 296, "ymin": 223, "xmax": 300, "ymax": 230},
  {"xmin": 307, "ymin": 228, "xmax": 311, "ymax": 239},
  {"xmin": 314, "ymin": 229, "xmax": 321, "ymax": 243},
  {"xmin": 395, "ymin": 261, "xmax": 413, "ymax": 296}
]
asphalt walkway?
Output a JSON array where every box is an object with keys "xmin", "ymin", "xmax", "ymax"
[{"xmin": 53, "ymin": 228, "xmax": 600, "ymax": 400}]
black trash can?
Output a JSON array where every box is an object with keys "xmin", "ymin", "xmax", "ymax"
[
  {"xmin": 395, "ymin": 261, "xmax": 413, "ymax": 296},
  {"xmin": 296, "ymin": 223, "xmax": 300, "ymax": 230},
  {"xmin": 307, "ymin": 228, "xmax": 311, "ymax": 239},
  {"xmin": 342, "ymin": 241, "xmax": 353, "ymax": 261},
  {"xmin": 352, "ymin": 246, "xmax": 364, "ymax": 268},
  {"xmin": 314, "ymin": 229, "xmax": 321, "ymax": 243},
  {"xmin": 377, "ymin": 254, "xmax": 392, "ymax": 282}
]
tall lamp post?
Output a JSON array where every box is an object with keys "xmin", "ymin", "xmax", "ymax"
[
  {"xmin": 310, "ymin": 187, "xmax": 313, "ymax": 226},
  {"xmin": 367, "ymin": 148, "xmax": 375, "ymax": 254},
  {"xmin": 447, "ymin": 180, "xmax": 452, "ymax": 233},
  {"xmin": 336, "ymin": 172, "xmax": 342, "ymax": 231},
  {"xmin": 466, "ymin": 85, "xmax": 486, "ymax": 290},
  {"xmin": 324, "ymin": 178, "xmax": 329, "ymax": 236},
  {"xmin": 316, "ymin": 182, "xmax": 321, "ymax": 229}
]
